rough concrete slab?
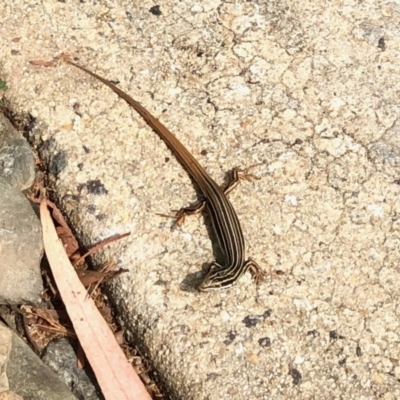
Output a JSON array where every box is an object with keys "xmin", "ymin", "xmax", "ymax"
[{"xmin": 1, "ymin": 1, "xmax": 400, "ymax": 398}]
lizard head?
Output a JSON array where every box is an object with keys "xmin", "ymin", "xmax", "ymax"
[{"xmin": 197, "ymin": 262, "xmax": 237, "ymax": 292}]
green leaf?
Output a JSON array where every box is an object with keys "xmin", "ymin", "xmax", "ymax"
[{"xmin": 0, "ymin": 80, "xmax": 8, "ymax": 91}]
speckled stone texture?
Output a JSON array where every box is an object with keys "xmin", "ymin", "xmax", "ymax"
[{"xmin": 1, "ymin": 1, "xmax": 400, "ymax": 398}]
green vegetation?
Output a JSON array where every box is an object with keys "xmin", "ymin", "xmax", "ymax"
[{"xmin": 0, "ymin": 80, "xmax": 8, "ymax": 91}]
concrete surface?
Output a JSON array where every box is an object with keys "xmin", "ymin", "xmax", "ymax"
[{"xmin": 1, "ymin": 0, "xmax": 400, "ymax": 398}]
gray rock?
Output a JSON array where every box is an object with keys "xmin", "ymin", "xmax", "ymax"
[
  {"xmin": 0, "ymin": 178, "xmax": 43, "ymax": 304},
  {"xmin": 6, "ymin": 328, "xmax": 77, "ymax": 400},
  {"xmin": 0, "ymin": 115, "xmax": 35, "ymax": 191},
  {"xmin": 0, "ymin": 325, "xmax": 12, "ymax": 393},
  {"xmin": 42, "ymin": 338, "xmax": 102, "ymax": 400},
  {"xmin": 0, "ymin": 114, "xmax": 43, "ymax": 304}
]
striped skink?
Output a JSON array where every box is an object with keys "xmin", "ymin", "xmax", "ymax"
[{"xmin": 66, "ymin": 59, "xmax": 264, "ymax": 291}]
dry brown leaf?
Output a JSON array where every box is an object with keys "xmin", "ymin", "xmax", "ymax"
[
  {"xmin": 40, "ymin": 198, "xmax": 151, "ymax": 400},
  {"xmin": 76, "ymin": 268, "xmax": 127, "ymax": 288},
  {"xmin": 74, "ymin": 233, "xmax": 130, "ymax": 266},
  {"xmin": 29, "ymin": 59, "xmax": 57, "ymax": 67},
  {"xmin": 42, "ymin": 199, "xmax": 80, "ymax": 258}
]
